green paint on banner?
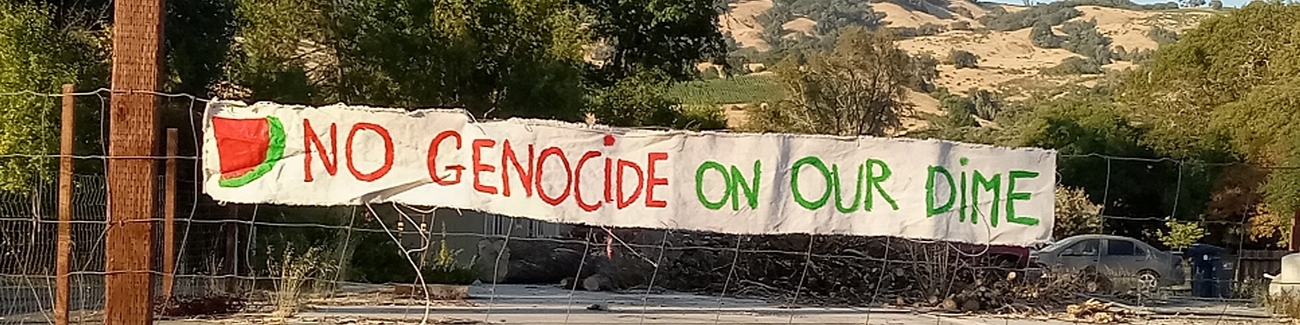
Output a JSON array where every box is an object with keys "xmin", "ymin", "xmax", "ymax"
[
  {"xmin": 926, "ymin": 166, "xmax": 955, "ymax": 217},
  {"xmin": 791, "ymin": 156, "xmax": 832, "ymax": 210},
  {"xmin": 219, "ymin": 116, "xmax": 286, "ymax": 188},
  {"xmin": 971, "ymin": 171, "xmax": 1001, "ymax": 227},
  {"xmin": 1006, "ymin": 170, "xmax": 1040, "ymax": 226},
  {"xmin": 731, "ymin": 160, "xmax": 761, "ymax": 210},
  {"xmin": 864, "ymin": 159, "xmax": 898, "ymax": 211},
  {"xmin": 695, "ymin": 161, "xmax": 730, "ymax": 210}
]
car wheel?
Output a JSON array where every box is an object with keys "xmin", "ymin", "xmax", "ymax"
[{"xmin": 1137, "ymin": 270, "xmax": 1160, "ymax": 291}]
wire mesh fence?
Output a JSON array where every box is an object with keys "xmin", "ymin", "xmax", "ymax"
[{"xmin": 0, "ymin": 91, "xmax": 1294, "ymax": 324}]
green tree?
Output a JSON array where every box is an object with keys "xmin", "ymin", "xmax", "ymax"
[
  {"xmin": 1158, "ymin": 218, "xmax": 1207, "ymax": 249},
  {"xmin": 1210, "ymin": 0, "xmax": 1224, "ymax": 10},
  {"xmin": 949, "ymin": 50, "xmax": 979, "ymax": 69},
  {"xmin": 940, "ymin": 96, "xmax": 977, "ymax": 128},
  {"xmin": 578, "ymin": 0, "xmax": 727, "ymax": 82},
  {"xmin": 0, "ymin": 2, "xmax": 107, "ymax": 191},
  {"xmin": 1055, "ymin": 186, "xmax": 1103, "ymax": 239},
  {"xmin": 1122, "ymin": 1, "xmax": 1300, "ymax": 230},
  {"xmin": 1031, "ymin": 21, "xmax": 1063, "ymax": 49},
  {"xmin": 744, "ymin": 27, "xmax": 915, "ymax": 136},
  {"xmin": 1061, "ymin": 20, "xmax": 1111, "ymax": 64},
  {"xmin": 229, "ymin": 0, "xmax": 589, "ymax": 120}
]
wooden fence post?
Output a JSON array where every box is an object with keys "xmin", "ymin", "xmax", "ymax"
[
  {"xmin": 55, "ymin": 83, "xmax": 75, "ymax": 325},
  {"xmin": 162, "ymin": 128, "xmax": 177, "ymax": 300},
  {"xmin": 105, "ymin": 0, "xmax": 164, "ymax": 321}
]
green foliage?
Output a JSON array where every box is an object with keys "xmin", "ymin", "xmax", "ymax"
[
  {"xmin": 890, "ymin": 23, "xmax": 946, "ymax": 38},
  {"xmin": 1182, "ymin": 0, "xmax": 1207, "ymax": 8},
  {"xmin": 1211, "ymin": 0, "xmax": 1224, "ymax": 10},
  {"xmin": 165, "ymin": 0, "xmax": 238, "ymax": 95},
  {"xmin": 1055, "ymin": 186, "xmax": 1103, "ymax": 239},
  {"xmin": 586, "ymin": 70, "xmax": 682, "ymax": 128},
  {"xmin": 1158, "ymin": 218, "xmax": 1207, "ymax": 249},
  {"xmin": 676, "ymin": 105, "xmax": 730, "ymax": 131},
  {"xmin": 1147, "ymin": 26, "xmax": 1179, "ymax": 46},
  {"xmin": 966, "ymin": 88, "xmax": 1002, "ymax": 120},
  {"xmin": 757, "ymin": 0, "xmax": 883, "ymax": 51},
  {"xmin": 1112, "ymin": 46, "xmax": 1156, "ymax": 63},
  {"xmin": 1061, "ymin": 20, "xmax": 1112, "ymax": 64},
  {"xmin": 229, "ymin": 0, "xmax": 589, "ymax": 120},
  {"xmin": 665, "ymin": 74, "xmax": 787, "ymax": 105},
  {"xmin": 580, "ymin": 0, "xmax": 727, "ymax": 82},
  {"xmin": 940, "ymin": 96, "xmax": 978, "ymax": 128},
  {"xmin": 1123, "ymin": 1, "xmax": 1300, "ymax": 222},
  {"xmin": 423, "ymin": 225, "xmax": 478, "ymax": 285},
  {"xmin": 745, "ymin": 27, "xmax": 915, "ymax": 136},
  {"xmin": 949, "ymin": 50, "xmax": 979, "ymax": 69},
  {"xmin": 979, "ymin": 0, "xmax": 1176, "ymax": 32},
  {"xmin": 979, "ymin": 3, "xmax": 1081, "ymax": 31},
  {"xmin": 0, "ymin": 2, "xmax": 107, "ymax": 191},
  {"xmin": 1043, "ymin": 57, "xmax": 1103, "ymax": 75},
  {"xmin": 1030, "ymin": 22, "xmax": 1064, "ymax": 48},
  {"xmin": 912, "ymin": 53, "xmax": 941, "ymax": 91}
]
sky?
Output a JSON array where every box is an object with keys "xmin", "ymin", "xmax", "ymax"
[{"xmin": 979, "ymin": 0, "xmax": 1257, "ymax": 8}]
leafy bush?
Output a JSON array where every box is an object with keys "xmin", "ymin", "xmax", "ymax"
[
  {"xmin": 1030, "ymin": 22, "xmax": 1063, "ymax": 48},
  {"xmin": 1055, "ymin": 186, "xmax": 1103, "ymax": 238},
  {"xmin": 1148, "ymin": 26, "xmax": 1179, "ymax": 46},
  {"xmin": 1158, "ymin": 218, "xmax": 1207, "ymax": 250},
  {"xmin": 966, "ymin": 88, "xmax": 1002, "ymax": 120},
  {"xmin": 1043, "ymin": 57, "xmax": 1103, "ymax": 75},
  {"xmin": 912, "ymin": 53, "xmax": 940, "ymax": 91},
  {"xmin": 1111, "ymin": 45, "xmax": 1156, "ymax": 63},
  {"xmin": 1211, "ymin": 0, "xmax": 1223, "ymax": 10},
  {"xmin": 979, "ymin": 3, "xmax": 1081, "ymax": 31},
  {"xmin": 941, "ymin": 96, "xmax": 978, "ymax": 127},
  {"xmin": 891, "ymin": 23, "xmax": 945, "ymax": 38},
  {"xmin": 949, "ymin": 49, "xmax": 979, "ymax": 69},
  {"xmin": 1061, "ymin": 20, "xmax": 1112, "ymax": 64}
]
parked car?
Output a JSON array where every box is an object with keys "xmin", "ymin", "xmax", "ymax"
[
  {"xmin": 1029, "ymin": 234, "xmax": 1184, "ymax": 288},
  {"xmin": 953, "ymin": 243, "xmax": 1033, "ymax": 269}
]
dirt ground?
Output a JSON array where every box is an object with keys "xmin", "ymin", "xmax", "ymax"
[{"xmin": 149, "ymin": 284, "xmax": 1290, "ymax": 325}]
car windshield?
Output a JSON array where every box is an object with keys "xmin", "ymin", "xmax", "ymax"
[{"xmin": 1038, "ymin": 240, "xmax": 1067, "ymax": 252}]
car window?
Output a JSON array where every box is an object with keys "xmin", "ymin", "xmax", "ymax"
[
  {"xmin": 1064, "ymin": 239, "xmax": 1100, "ymax": 256},
  {"xmin": 1134, "ymin": 245, "xmax": 1147, "ymax": 257},
  {"xmin": 1106, "ymin": 240, "xmax": 1137, "ymax": 256}
]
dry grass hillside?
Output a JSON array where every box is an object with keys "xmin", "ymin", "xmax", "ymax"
[{"xmin": 703, "ymin": 0, "xmax": 1215, "ymax": 131}]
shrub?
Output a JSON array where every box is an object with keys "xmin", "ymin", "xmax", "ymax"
[
  {"xmin": 941, "ymin": 96, "xmax": 978, "ymax": 127},
  {"xmin": 1148, "ymin": 26, "xmax": 1179, "ymax": 46},
  {"xmin": 1043, "ymin": 57, "xmax": 1103, "ymax": 75},
  {"xmin": 950, "ymin": 21, "xmax": 972, "ymax": 30},
  {"xmin": 966, "ymin": 88, "xmax": 1001, "ymax": 120},
  {"xmin": 979, "ymin": 3, "xmax": 1081, "ymax": 31},
  {"xmin": 1030, "ymin": 21, "xmax": 1063, "ymax": 48},
  {"xmin": 949, "ymin": 50, "xmax": 979, "ymax": 69},
  {"xmin": 1061, "ymin": 20, "xmax": 1112, "ymax": 64},
  {"xmin": 1210, "ymin": 0, "xmax": 1223, "ymax": 10}
]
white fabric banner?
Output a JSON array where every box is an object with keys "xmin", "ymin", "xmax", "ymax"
[{"xmin": 202, "ymin": 101, "xmax": 1057, "ymax": 245}]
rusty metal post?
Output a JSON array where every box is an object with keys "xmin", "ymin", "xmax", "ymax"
[
  {"xmin": 161, "ymin": 128, "xmax": 177, "ymax": 300},
  {"xmin": 55, "ymin": 84, "xmax": 75, "ymax": 325},
  {"xmin": 106, "ymin": 0, "xmax": 164, "ymax": 322}
]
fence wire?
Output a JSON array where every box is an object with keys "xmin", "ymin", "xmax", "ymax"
[{"xmin": 0, "ymin": 91, "xmax": 1293, "ymax": 325}]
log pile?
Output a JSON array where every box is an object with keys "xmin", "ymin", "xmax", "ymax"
[
  {"xmin": 578, "ymin": 229, "xmax": 1098, "ymax": 312},
  {"xmin": 473, "ymin": 227, "xmax": 1105, "ymax": 313}
]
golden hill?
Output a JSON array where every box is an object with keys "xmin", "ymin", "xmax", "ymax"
[{"xmin": 710, "ymin": 0, "xmax": 1215, "ymax": 132}]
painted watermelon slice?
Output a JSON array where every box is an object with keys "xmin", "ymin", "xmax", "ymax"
[{"xmin": 212, "ymin": 116, "xmax": 286, "ymax": 187}]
